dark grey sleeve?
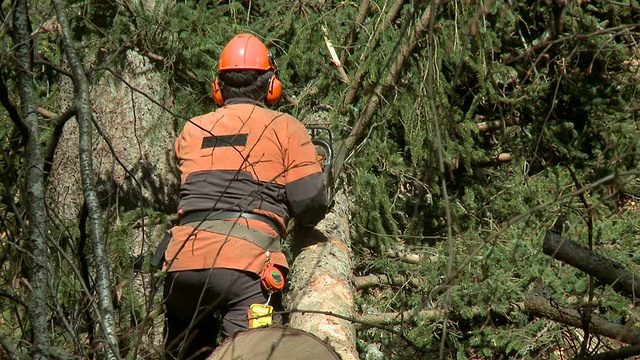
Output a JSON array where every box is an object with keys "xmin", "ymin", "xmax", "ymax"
[{"xmin": 285, "ymin": 172, "xmax": 328, "ymax": 227}]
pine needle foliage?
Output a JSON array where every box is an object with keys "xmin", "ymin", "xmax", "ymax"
[{"xmin": 2, "ymin": 0, "xmax": 640, "ymax": 358}]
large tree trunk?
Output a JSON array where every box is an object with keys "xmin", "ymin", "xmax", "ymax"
[{"xmin": 286, "ymin": 189, "xmax": 359, "ymax": 360}]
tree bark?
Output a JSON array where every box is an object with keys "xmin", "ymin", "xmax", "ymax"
[
  {"xmin": 356, "ymin": 309, "xmax": 444, "ymax": 327},
  {"xmin": 578, "ymin": 344, "xmax": 640, "ymax": 360},
  {"xmin": 51, "ymin": 2, "xmax": 120, "ymax": 358},
  {"xmin": 524, "ymin": 283, "xmax": 640, "ymax": 345},
  {"xmin": 287, "ymin": 189, "xmax": 359, "ymax": 360},
  {"xmin": 543, "ymin": 229, "xmax": 640, "ymax": 299},
  {"xmin": 12, "ymin": 1, "xmax": 51, "ymax": 359}
]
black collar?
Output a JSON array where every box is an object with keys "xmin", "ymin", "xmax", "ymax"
[{"xmin": 224, "ymin": 97, "xmax": 266, "ymax": 108}]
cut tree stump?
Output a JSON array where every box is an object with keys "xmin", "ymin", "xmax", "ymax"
[{"xmin": 207, "ymin": 326, "xmax": 340, "ymax": 360}]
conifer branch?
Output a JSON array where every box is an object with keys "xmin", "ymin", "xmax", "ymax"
[
  {"xmin": 342, "ymin": 0, "xmax": 404, "ymax": 109},
  {"xmin": 338, "ymin": 0, "xmax": 371, "ymax": 68},
  {"xmin": 334, "ymin": 1, "xmax": 439, "ymax": 184}
]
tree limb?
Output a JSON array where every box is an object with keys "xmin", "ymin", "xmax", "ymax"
[
  {"xmin": 43, "ymin": 104, "xmax": 77, "ymax": 179},
  {"xmin": 0, "ymin": 72, "xmax": 28, "ymax": 140},
  {"xmin": 354, "ymin": 273, "xmax": 420, "ymax": 290},
  {"xmin": 338, "ymin": 0, "xmax": 371, "ymax": 69},
  {"xmin": 524, "ymin": 283, "xmax": 640, "ymax": 345},
  {"xmin": 577, "ymin": 344, "xmax": 640, "ymax": 360},
  {"xmin": 342, "ymin": 0, "xmax": 405, "ymax": 109},
  {"xmin": 334, "ymin": 2, "xmax": 439, "ymax": 181},
  {"xmin": 543, "ymin": 229, "xmax": 640, "ymax": 300},
  {"xmin": 12, "ymin": 1, "xmax": 51, "ymax": 359},
  {"xmin": 356, "ymin": 309, "xmax": 444, "ymax": 327},
  {"xmin": 50, "ymin": 1, "xmax": 120, "ymax": 358}
]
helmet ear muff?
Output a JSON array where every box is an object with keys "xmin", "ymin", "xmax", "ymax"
[
  {"xmin": 212, "ymin": 77, "xmax": 224, "ymax": 106},
  {"xmin": 265, "ymin": 75, "xmax": 282, "ymax": 105}
]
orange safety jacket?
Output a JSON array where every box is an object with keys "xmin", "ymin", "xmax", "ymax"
[{"xmin": 164, "ymin": 98, "xmax": 327, "ymax": 274}]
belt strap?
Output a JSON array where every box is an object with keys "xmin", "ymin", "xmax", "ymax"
[
  {"xmin": 180, "ymin": 210, "xmax": 284, "ymax": 238},
  {"xmin": 182, "ymin": 219, "xmax": 281, "ymax": 251}
]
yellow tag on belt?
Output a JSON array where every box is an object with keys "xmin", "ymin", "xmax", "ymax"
[{"xmin": 248, "ymin": 304, "xmax": 273, "ymax": 328}]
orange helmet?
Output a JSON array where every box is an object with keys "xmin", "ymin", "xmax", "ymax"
[
  {"xmin": 218, "ymin": 33, "xmax": 275, "ymax": 71},
  {"xmin": 212, "ymin": 34, "xmax": 282, "ymax": 106}
]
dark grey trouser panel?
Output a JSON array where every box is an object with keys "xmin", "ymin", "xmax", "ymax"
[{"xmin": 163, "ymin": 269, "xmax": 283, "ymax": 360}]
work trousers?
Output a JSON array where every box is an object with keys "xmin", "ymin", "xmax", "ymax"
[{"xmin": 163, "ymin": 268, "xmax": 283, "ymax": 360}]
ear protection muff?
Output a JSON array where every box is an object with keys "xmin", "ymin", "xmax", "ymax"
[
  {"xmin": 212, "ymin": 77, "xmax": 224, "ymax": 106},
  {"xmin": 213, "ymin": 76, "xmax": 281, "ymax": 106},
  {"xmin": 265, "ymin": 75, "xmax": 282, "ymax": 105},
  {"xmin": 264, "ymin": 51, "xmax": 282, "ymax": 106}
]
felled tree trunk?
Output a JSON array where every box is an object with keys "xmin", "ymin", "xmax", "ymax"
[{"xmin": 286, "ymin": 189, "xmax": 359, "ymax": 360}]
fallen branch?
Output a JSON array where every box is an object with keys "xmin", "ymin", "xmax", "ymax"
[
  {"xmin": 475, "ymin": 118, "xmax": 520, "ymax": 132},
  {"xmin": 578, "ymin": 344, "xmax": 640, "ymax": 360},
  {"xmin": 354, "ymin": 274, "xmax": 420, "ymax": 290},
  {"xmin": 524, "ymin": 284, "xmax": 640, "ymax": 345},
  {"xmin": 356, "ymin": 302, "xmax": 525, "ymax": 328},
  {"xmin": 543, "ymin": 229, "xmax": 640, "ymax": 299},
  {"xmin": 333, "ymin": 2, "xmax": 440, "ymax": 180},
  {"xmin": 356, "ymin": 309, "xmax": 443, "ymax": 327}
]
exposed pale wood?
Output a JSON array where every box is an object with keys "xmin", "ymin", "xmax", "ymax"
[
  {"xmin": 287, "ymin": 189, "xmax": 359, "ymax": 360},
  {"xmin": 497, "ymin": 153, "xmax": 512, "ymax": 162},
  {"xmin": 356, "ymin": 310, "xmax": 444, "ymax": 327},
  {"xmin": 354, "ymin": 274, "xmax": 419, "ymax": 290},
  {"xmin": 208, "ymin": 327, "xmax": 340, "ymax": 360},
  {"xmin": 37, "ymin": 107, "xmax": 57, "ymax": 118}
]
